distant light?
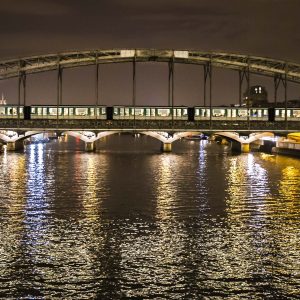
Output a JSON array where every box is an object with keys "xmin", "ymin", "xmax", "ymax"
[
  {"xmin": 120, "ymin": 50, "xmax": 135, "ymax": 57},
  {"xmin": 174, "ymin": 51, "xmax": 189, "ymax": 58}
]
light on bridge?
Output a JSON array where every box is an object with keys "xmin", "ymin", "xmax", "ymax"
[
  {"xmin": 120, "ymin": 50, "xmax": 135, "ymax": 57},
  {"xmin": 174, "ymin": 51, "xmax": 189, "ymax": 58}
]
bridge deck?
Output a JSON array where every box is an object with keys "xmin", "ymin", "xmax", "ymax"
[{"xmin": 0, "ymin": 119, "xmax": 298, "ymax": 133}]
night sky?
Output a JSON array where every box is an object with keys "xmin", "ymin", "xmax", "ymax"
[{"xmin": 0, "ymin": 0, "xmax": 300, "ymax": 106}]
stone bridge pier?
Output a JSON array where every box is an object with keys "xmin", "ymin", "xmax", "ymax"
[{"xmin": 214, "ymin": 132, "xmax": 275, "ymax": 153}]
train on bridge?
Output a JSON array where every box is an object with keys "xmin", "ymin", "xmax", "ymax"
[{"xmin": 0, "ymin": 105, "xmax": 299, "ymax": 122}]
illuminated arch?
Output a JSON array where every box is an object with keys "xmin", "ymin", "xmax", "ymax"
[
  {"xmin": 140, "ymin": 131, "xmax": 201, "ymax": 143},
  {"xmin": 215, "ymin": 131, "xmax": 274, "ymax": 144},
  {"xmin": 1, "ymin": 49, "xmax": 300, "ymax": 82}
]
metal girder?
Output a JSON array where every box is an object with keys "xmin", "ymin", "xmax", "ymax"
[{"xmin": 1, "ymin": 49, "xmax": 300, "ymax": 82}]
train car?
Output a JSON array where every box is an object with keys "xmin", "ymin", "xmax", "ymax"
[
  {"xmin": 275, "ymin": 108, "xmax": 300, "ymax": 121},
  {"xmin": 194, "ymin": 107, "xmax": 268, "ymax": 121},
  {"xmin": 30, "ymin": 105, "xmax": 107, "ymax": 119},
  {"xmin": 113, "ymin": 106, "xmax": 188, "ymax": 120},
  {"xmin": 0, "ymin": 105, "xmax": 23, "ymax": 118}
]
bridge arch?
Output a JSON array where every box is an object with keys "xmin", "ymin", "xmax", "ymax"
[
  {"xmin": 1, "ymin": 49, "xmax": 300, "ymax": 82},
  {"xmin": 0, "ymin": 130, "xmax": 43, "ymax": 143},
  {"xmin": 214, "ymin": 131, "xmax": 275, "ymax": 152}
]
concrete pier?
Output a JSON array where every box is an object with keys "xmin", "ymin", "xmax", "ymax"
[
  {"xmin": 6, "ymin": 140, "xmax": 24, "ymax": 151},
  {"xmin": 161, "ymin": 143, "xmax": 172, "ymax": 152},
  {"xmin": 241, "ymin": 143, "xmax": 250, "ymax": 153},
  {"xmin": 85, "ymin": 142, "xmax": 95, "ymax": 152}
]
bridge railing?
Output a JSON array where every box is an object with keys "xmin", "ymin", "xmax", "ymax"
[{"xmin": 0, "ymin": 119, "xmax": 298, "ymax": 132}]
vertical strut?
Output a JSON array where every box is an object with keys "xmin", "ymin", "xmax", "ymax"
[
  {"xmin": 133, "ymin": 55, "xmax": 136, "ymax": 126},
  {"xmin": 56, "ymin": 64, "xmax": 62, "ymax": 126},
  {"xmin": 168, "ymin": 61, "xmax": 172, "ymax": 107},
  {"xmin": 284, "ymin": 70, "xmax": 288, "ymax": 129},
  {"xmin": 208, "ymin": 61, "xmax": 212, "ymax": 129},
  {"xmin": 238, "ymin": 70, "xmax": 242, "ymax": 106},
  {"xmin": 171, "ymin": 56, "xmax": 174, "ymax": 125},
  {"xmin": 246, "ymin": 64, "xmax": 250, "ymax": 129},
  {"xmin": 22, "ymin": 73, "xmax": 26, "ymax": 107},
  {"xmin": 274, "ymin": 75, "xmax": 281, "ymax": 107},
  {"xmin": 17, "ymin": 70, "xmax": 21, "ymax": 126},
  {"xmin": 59, "ymin": 67, "xmax": 63, "ymax": 105},
  {"xmin": 203, "ymin": 64, "xmax": 209, "ymax": 107},
  {"xmin": 95, "ymin": 53, "xmax": 99, "ymax": 121}
]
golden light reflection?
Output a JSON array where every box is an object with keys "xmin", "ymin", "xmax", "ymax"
[
  {"xmin": 279, "ymin": 166, "xmax": 300, "ymax": 203},
  {"xmin": 223, "ymin": 155, "xmax": 271, "ymax": 281},
  {"xmin": 0, "ymin": 151, "xmax": 27, "ymax": 284},
  {"xmin": 154, "ymin": 154, "xmax": 178, "ymax": 221},
  {"xmin": 80, "ymin": 154, "xmax": 108, "ymax": 221}
]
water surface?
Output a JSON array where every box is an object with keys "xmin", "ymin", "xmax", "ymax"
[{"xmin": 0, "ymin": 135, "xmax": 299, "ymax": 299}]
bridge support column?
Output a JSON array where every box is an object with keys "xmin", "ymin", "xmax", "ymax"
[
  {"xmin": 161, "ymin": 142, "xmax": 172, "ymax": 152},
  {"xmin": 85, "ymin": 142, "xmax": 95, "ymax": 152},
  {"xmin": 241, "ymin": 143, "xmax": 250, "ymax": 153},
  {"xmin": 6, "ymin": 140, "xmax": 24, "ymax": 151}
]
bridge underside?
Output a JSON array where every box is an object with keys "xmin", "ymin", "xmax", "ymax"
[{"xmin": 0, "ymin": 120, "xmax": 293, "ymax": 153}]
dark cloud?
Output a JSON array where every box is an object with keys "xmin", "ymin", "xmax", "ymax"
[{"xmin": 0, "ymin": 0, "xmax": 299, "ymax": 105}]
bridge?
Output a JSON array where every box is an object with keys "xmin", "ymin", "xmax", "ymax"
[{"xmin": 0, "ymin": 49, "xmax": 299, "ymax": 152}]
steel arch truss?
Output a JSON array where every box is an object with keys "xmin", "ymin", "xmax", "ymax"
[{"xmin": 1, "ymin": 49, "xmax": 300, "ymax": 83}]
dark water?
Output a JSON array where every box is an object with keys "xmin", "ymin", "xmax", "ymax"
[{"xmin": 0, "ymin": 135, "xmax": 299, "ymax": 299}]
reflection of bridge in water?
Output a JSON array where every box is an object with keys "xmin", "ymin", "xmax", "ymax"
[{"xmin": 0, "ymin": 49, "xmax": 299, "ymax": 152}]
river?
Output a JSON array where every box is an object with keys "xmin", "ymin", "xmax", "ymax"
[{"xmin": 0, "ymin": 135, "xmax": 299, "ymax": 299}]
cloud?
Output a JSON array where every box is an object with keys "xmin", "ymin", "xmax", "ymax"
[{"xmin": 0, "ymin": 0, "xmax": 71, "ymax": 16}]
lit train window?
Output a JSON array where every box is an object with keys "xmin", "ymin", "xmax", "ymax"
[
  {"xmin": 157, "ymin": 109, "xmax": 170, "ymax": 116},
  {"xmin": 135, "ymin": 108, "xmax": 143, "ymax": 116},
  {"xmin": 101, "ymin": 108, "xmax": 106, "ymax": 114},
  {"xmin": 90, "ymin": 108, "xmax": 95, "ymax": 116},
  {"xmin": 125, "ymin": 108, "xmax": 129, "ymax": 116},
  {"xmin": 151, "ymin": 109, "xmax": 155, "ymax": 116},
  {"xmin": 31, "ymin": 107, "xmax": 36, "ymax": 114},
  {"xmin": 213, "ymin": 109, "xmax": 225, "ymax": 117},
  {"xmin": 76, "ymin": 108, "xmax": 88, "ymax": 115},
  {"xmin": 195, "ymin": 109, "xmax": 199, "ymax": 116},
  {"xmin": 49, "ymin": 108, "xmax": 57, "ymax": 115},
  {"xmin": 145, "ymin": 108, "xmax": 150, "ymax": 116},
  {"xmin": 293, "ymin": 110, "xmax": 300, "ymax": 117},
  {"xmin": 69, "ymin": 108, "xmax": 74, "ymax": 115},
  {"xmin": 120, "ymin": 108, "xmax": 124, "ymax": 116},
  {"xmin": 176, "ymin": 109, "xmax": 181, "ymax": 117},
  {"xmin": 238, "ymin": 109, "xmax": 247, "ymax": 117},
  {"xmin": 0, "ymin": 107, "xmax": 5, "ymax": 114},
  {"xmin": 43, "ymin": 108, "xmax": 47, "ymax": 115},
  {"xmin": 64, "ymin": 108, "xmax": 68, "ymax": 115},
  {"xmin": 183, "ymin": 109, "xmax": 187, "ymax": 115},
  {"xmin": 205, "ymin": 109, "xmax": 210, "ymax": 117},
  {"xmin": 38, "ymin": 108, "xmax": 42, "ymax": 115}
]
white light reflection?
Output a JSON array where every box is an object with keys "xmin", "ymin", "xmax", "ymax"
[{"xmin": 24, "ymin": 143, "xmax": 50, "ymax": 258}]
